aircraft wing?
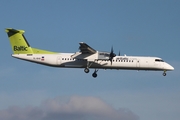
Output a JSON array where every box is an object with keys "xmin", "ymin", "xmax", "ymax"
[{"xmin": 79, "ymin": 42, "xmax": 97, "ymax": 54}]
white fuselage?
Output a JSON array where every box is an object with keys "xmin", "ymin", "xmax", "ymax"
[{"xmin": 12, "ymin": 53, "xmax": 174, "ymax": 71}]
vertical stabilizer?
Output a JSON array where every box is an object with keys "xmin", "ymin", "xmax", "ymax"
[{"xmin": 5, "ymin": 28, "xmax": 34, "ymax": 54}]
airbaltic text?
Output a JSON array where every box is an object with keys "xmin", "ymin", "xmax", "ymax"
[{"xmin": 14, "ymin": 46, "xmax": 28, "ymax": 51}]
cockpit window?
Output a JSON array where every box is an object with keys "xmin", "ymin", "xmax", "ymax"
[{"xmin": 155, "ymin": 59, "xmax": 164, "ymax": 62}]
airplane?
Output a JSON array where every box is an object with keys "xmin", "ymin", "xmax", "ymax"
[{"xmin": 5, "ymin": 28, "xmax": 174, "ymax": 78}]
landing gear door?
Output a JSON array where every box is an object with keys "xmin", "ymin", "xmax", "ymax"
[{"xmin": 57, "ymin": 56, "xmax": 61, "ymax": 65}]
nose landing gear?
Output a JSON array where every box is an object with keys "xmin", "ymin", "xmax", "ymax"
[{"xmin": 163, "ymin": 70, "xmax": 167, "ymax": 76}]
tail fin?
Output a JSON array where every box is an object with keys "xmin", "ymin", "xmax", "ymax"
[
  {"xmin": 5, "ymin": 28, "xmax": 57, "ymax": 54},
  {"xmin": 5, "ymin": 28, "xmax": 34, "ymax": 54}
]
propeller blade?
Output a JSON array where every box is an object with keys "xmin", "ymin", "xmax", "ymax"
[
  {"xmin": 111, "ymin": 46, "xmax": 113, "ymax": 53},
  {"xmin": 109, "ymin": 46, "xmax": 116, "ymax": 65},
  {"xmin": 118, "ymin": 50, "xmax": 120, "ymax": 56}
]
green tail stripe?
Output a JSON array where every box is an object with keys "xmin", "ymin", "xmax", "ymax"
[{"xmin": 32, "ymin": 48, "xmax": 57, "ymax": 54}]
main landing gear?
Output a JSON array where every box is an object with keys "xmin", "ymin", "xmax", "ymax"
[
  {"xmin": 92, "ymin": 69, "xmax": 98, "ymax": 78},
  {"xmin": 84, "ymin": 68, "xmax": 98, "ymax": 78},
  {"xmin": 84, "ymin": 61, "xmax": 98, "ymax": 78},
  {"xmin": 84, "ymin": 68, "xmax": 90, "ymax": 73}
]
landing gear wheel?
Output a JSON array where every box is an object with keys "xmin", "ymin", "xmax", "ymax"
[
  {"xmin": 92, "ymin": 73, "xmax": 97, "ymax": 78},
  {"xmin": 163, "ymin": 72, "xmax": 166, "ymax": 76},
  {"xmin": 84, "ymin": 68, "xmax": 90, "ymax": 73}
]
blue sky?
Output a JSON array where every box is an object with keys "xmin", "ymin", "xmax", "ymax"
[{"xmin": 0, "ymin": 0, "xmax": 180, "ymax": 120}]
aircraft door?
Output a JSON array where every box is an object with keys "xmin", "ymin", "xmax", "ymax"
[{"xmin": 57, "ymin": 56, "xmax": 61, "ymax": 65}]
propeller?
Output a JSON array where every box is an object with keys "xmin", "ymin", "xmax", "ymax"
[
  {"xmin": 118, "ymin": 50, "xmax": 120, "ymax": 56},
  {"xmin": 109, "ymin": 46, "xmax": 116, "ymax": 65}
]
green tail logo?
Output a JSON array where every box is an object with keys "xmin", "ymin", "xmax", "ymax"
[
  {"xmin": 14, "ymin": 46, "xmax": 28, "ymax": 51},
  {"xmin": 5, "ymin": 28, "xmax": 57, "ymax": 54},
  {"xmin": 5, "ymin": 28, "xmax": 33, "ymax": 54}
]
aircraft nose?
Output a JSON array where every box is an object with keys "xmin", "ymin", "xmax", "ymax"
[{"xmin": 165, "ymin": 63, "xmax": 174, "ymax": 71}]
